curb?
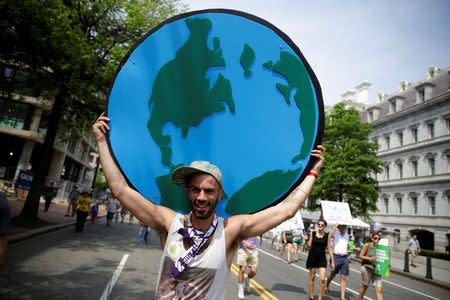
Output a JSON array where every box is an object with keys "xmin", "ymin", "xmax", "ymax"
[
  {"xmin": 349, "ymin": 257, "xmax": 450, "ymax": 291},
  {"xmin": 8, "ymin": 214, "xmax": 106, "ymax": 245},
  {"xmin": 9, "ymin": 221, "xmax": 76, "ymax": 244}
]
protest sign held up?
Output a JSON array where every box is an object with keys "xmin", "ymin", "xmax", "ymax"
[{"xmin": 320, "ymin": 200, "xmax": 352, "ymax": 225}]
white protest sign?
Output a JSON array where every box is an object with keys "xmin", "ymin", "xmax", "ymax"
[{"xmin": 321, "ymin": 200, "xmax": 352, "ymax": 225}]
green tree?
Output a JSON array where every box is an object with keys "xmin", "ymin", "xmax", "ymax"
[
  {"xmin": 94, "ymin": 170, "xmax": 108, "ymax": 190},
  {"xmin": 309, "ymin": 102, "xmax": 383, "ymax": 219},
  {"xmin": 0, "ymin": 0, "xmax": 187, "ymax": 222}
]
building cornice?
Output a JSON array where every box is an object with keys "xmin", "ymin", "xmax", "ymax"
[
  {"xmin": 370, "ymin": 91, "xmax": 450, "ymax": 128},
  {"xmin": 378, "ymin": 173, "xmax": 450, "ymax": 188},
  {"xmin": 0, "ymin": 92, "xmax": 52, "ymax": 111},
  {"xmin": 376, "ymin": 134, "xmax": 450, "ymax": 157}
]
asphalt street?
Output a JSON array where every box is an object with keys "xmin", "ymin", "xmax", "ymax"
[{"xmin": 1, "ymin": 217, "xmax": 448, "ymax": 300}]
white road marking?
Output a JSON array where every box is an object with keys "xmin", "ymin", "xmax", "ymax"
[{"xmin": 100, "ymin": 253, "xmax": 129, "ymax": 300}]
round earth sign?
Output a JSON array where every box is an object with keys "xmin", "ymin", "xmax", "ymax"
[{"xmin": 106, "ymin": 9, "xmax": 324, "ymax": 218}]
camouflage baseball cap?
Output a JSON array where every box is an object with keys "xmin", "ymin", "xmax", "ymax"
[{"xmin": 171, "ymin": 161, "xmax": 223, "ymax": 188}]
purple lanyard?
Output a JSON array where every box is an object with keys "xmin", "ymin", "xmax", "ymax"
[{"xmin": 170, "ymin": 213, "xmax": 218, "ymax": 278}]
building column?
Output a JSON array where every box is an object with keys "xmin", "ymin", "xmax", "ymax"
[
  {"xmin": 48, "ymin": 151, "xmax": 66, "ymax": 183},
  {"xmin": 13, "ymin": 140, "xmax": 34, "ymax": 182},
  {"xmin": 12, "ymin": 107, "xmax": 44, "ymax": 182},
  {"xmin": 78, "ymin": 165, "xmax": 86, "ymax": 184}
]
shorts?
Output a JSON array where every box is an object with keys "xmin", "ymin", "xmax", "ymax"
[
  {"xmin": 411, "ymin": 250, "xmax": 419, "ymax": 257},
  {"xmin": 237, "ymin": 248, "xmax": 258, "ymax": 267},
  {"xmin": 361, "ymin": 265, "xmax": 382, "ymax": 287},
  {"xmin": 332, "ymin": 254, "xmax": 349, "ymax": 276},
  {"xmin": 293, "ymin": 237, "xmax": 302, "ymax": 244},
  {"xmin": 106, "ymin": 211, "xmax": 115, "ymax": 220}
]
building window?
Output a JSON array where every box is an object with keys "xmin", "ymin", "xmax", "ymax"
[
  {"xmin": 369, "ymin": 111, "xmax": 373, "ymax": 122},
  {"xmin": 412, "ymin": 127, "xmax": 418, "ymax": 143},
  {"xmin": 391, "ymin": 101, "xmax": 396, "ymax": 113},
  {"xmin": 398, "ymin": 132, "xmax": 403, "ymax": 146},
  {"xmin": 428, "ymin": 123, "xmax": 435, "ymax": 138},
  {"xmin": 418, "ymin": 89, "xmax": 425, "ymax": 102},
  {"xmin": 429, "ymin": 158, "xmax": 435, "ymax": 175},
  {"xmin": 385, "ymin": 165, "xmax": 390, "ymax": 180},
  {"xmin": 429, "ymin": 196, "xmax": 436, "ymax": 215},
  {"xmin": 412, "ymin": 197, "xmax": 418, "ymax": 215},
  {"xmin": 398, "ymin": 163, "xmax": 403, "ymax": 179},
  {"xmin": 68, "ymin": 140, "xmax": 77, "ymax": 154},
  {"xmin": 412, "ymin": 161, "xmax": 418, "ymax": 177},
  {"xmin": 385, "ymin": 136, "xmax": 390, "ymax": 149},
  {"xmin": 384, "ymin": 198, "xmax": 389, "ymax": 214},
  {"xmin": 397, "ymin": 198, "xmax": 402, "ymax": 214}
]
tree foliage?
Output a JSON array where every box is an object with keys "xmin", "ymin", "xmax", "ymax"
[
  {"xmin": 309, "ymin": 102, "xmax": 383, "ymax": 219},
  {"xmin": 0, "ymin": 0, "xmax": 187, "ymax": 219}
]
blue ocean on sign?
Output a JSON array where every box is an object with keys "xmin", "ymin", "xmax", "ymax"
[{"xmin": 107, "ymin": 11, "xmax": 323, "ymax": 218}]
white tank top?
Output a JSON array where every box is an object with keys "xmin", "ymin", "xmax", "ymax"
[{"xmin": 155, "ymin": 213, "xmax": 229, "ymax": 300}]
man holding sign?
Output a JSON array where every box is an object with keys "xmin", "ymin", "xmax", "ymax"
[{"xmin": 93, "ymin": 113, "xmax": 326, "ymax": 299}]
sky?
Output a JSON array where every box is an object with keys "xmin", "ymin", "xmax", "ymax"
[{"xmin": 182, "ymin": 0, "xmax": 450, "ymax": 106}]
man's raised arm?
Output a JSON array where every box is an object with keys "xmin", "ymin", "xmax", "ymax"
[
  {"xmin": 231, "ymin": 146, "xmax": 326, "ymax": 240},
  {"xmin": 92, "ymin": 113, "xmax": 175, "ymax": 232}
]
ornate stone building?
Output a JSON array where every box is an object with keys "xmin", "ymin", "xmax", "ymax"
[{"xmin": 345, "ymin": 65, "xmax": 450, "ymax": 252}]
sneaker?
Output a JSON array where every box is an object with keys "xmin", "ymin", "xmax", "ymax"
[
  {"xmin": 238, "ymin": 287, "xmax": 245, "ymax": 299},
  {"xmin": 244, "ymin": 277, "xmax": 251, "ymax": 292}
]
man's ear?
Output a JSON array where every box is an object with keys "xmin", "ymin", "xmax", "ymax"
[{"xmin": 218, "ymin": 188, "xmax": 224, "ymax": 200}]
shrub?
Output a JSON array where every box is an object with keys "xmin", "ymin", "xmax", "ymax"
[{"xmin": 420, "ymin": 249, "xmax": 450, "ymax": 261}]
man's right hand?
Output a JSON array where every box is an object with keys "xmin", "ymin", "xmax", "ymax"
[{"xmin": 92, "ymin": 112, "xmax": 110, "ymax": 142}]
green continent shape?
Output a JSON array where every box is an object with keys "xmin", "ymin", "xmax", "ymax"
[
  {"xmin": 156, "ymin": 172, "xmax": 191, "ymax": 213},
  {"xmin": 263, "ymin": 51, "xmax": 316, "ymax": 162},
  {"xmin": 240, "ymin": 43, "xmax": 255, "ymax": 77},
  {"xmin": 147, "ymin": 17, "xmax": 235, "ymax": 168},
  {"xmin": 225, "ymin": 168, "xmax": 301, "ymax": 215}
]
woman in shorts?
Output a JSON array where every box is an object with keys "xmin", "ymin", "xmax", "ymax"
[
  {"xmin": 280, "ymin": 230, "xmax": 294, "ymax": 263},
  {"xmin": 358, "ymin": 232, "xmax": 383, "ymax": 300}
]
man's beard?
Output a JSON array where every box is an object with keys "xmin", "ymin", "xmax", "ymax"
[{"xmin": 190, "ymin": 197, "xmax": 218, "ymax": 220}]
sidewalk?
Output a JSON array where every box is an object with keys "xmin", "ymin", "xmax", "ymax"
[
  {"xmin": 7, "ymin": 195, "xmax": 106, "ymax": 243},
  {"xmin": 382, "ymin": 248, "xmax": 450, "ymax": 289}
]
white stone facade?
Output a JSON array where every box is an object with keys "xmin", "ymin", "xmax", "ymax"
[{"xmin": 344, "ymin": 66, "xmax": 450, "ymax": 252}]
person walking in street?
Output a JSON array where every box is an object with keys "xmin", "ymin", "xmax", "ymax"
[
  {"xmin": 90, "ymin": 203, "xmax": 99, "ymax": 224},
  {"xmin": 280, "ymin": 230, "xmax": 294, "ymax": 263},
  {"xmin": 66, "ymin": 185, "xmax": 79, "ymax": 217},
  {"xmin": 138, "ymin": 220, "xmax": 150, "ymax": 244},
  {"xmin": 75, "ymin": 190, "xmax": 91, "ymax": 233},
  {"xmin": 325, "ymin": 223, "xmax": 350, "ymax": 300},
  {"xmin": 93, "ymin": 113, "xmax": 325, "ymax": 299},
  {"xmin": 120, "ymin": 206, "xmax": 128, "ymax": 223},
  {"xmin": 271, "ymin": 226, "xmax": 282, "ymax": 251},
  {"xmin": 408, "ymin": 234, "xmax": 421, "ymax": 268},
  {"xmin": 106, "ymin": 196, "xmax": 120, "ymax": 227},
  {"xmin": 305, "ymin": 219, "xmax": 332, "ymax": 300},
  {"xmin": 43, "ymin": 180, "xmax": 57, "ymax": 212},
  {"xmin": 292, "ymin": 228, "xmax": 307, "ymax": 262},
  {"xmin": 237, "ymin": 237, "xmax": 259, "ymax": 299},
  {"xmin": 358, "ymin": 232, "xmax": 383, "ymax": 300}
]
